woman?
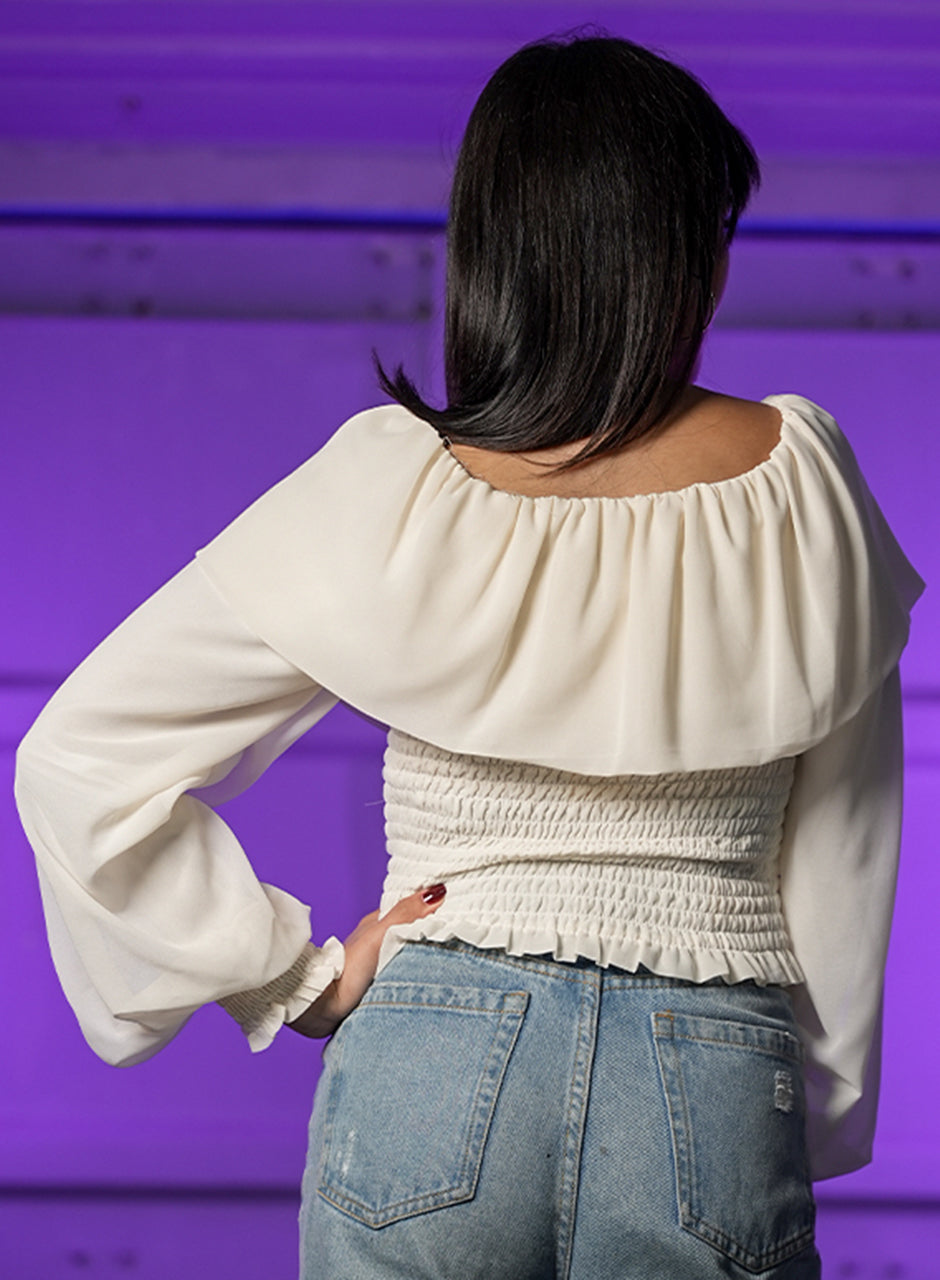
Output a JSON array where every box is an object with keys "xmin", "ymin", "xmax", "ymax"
[{"xmin": 15, "ymin": 34, "xmax": 923, "ymax": 1279}]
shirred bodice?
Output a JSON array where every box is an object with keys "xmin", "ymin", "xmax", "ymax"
[{"xmin": 379, "ymin": 729, "xmax": 803, "ymax": 986}]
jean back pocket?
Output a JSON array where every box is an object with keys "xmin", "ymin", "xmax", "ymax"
[
  {"xmin": 317, "ymin": 981, "xmax": 528, "ymax": 1228},
  {"xmin": 652, "ymin": 1009, "xmax": 816, "ymax": 1273}
]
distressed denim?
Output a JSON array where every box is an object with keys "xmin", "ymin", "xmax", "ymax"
[{"xmin": 300, "ymin": 941, "xmax": 821, "ymax": 1279}]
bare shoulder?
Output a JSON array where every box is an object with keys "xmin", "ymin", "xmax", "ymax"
[
  {"xmin": 673, "ymin": 389, "xmax": 782, "ymax": 451},
  {"xmin": 617, "ymin": 388, "xmax": 783, "ymax": 493}
]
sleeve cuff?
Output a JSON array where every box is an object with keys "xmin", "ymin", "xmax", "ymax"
[{"xmin": 217, "ymin": 937, "xmax": 345, "ymax": 1053}]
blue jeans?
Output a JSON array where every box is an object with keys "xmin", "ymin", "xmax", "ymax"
[{"xmin": 300, "ymin": 941, "xmax": 820, "ymax": 1279}]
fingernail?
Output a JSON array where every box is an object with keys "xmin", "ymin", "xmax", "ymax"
[{"xmin": 421, "ymin": 883, "xmax": 446, "ymax": 904}]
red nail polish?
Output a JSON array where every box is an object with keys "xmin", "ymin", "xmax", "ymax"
[{"xmin": 422, "ymin": 883, "xmax": 446, "ymax": 904}]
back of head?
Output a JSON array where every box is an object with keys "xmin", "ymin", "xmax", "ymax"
[{"xmin": 379, "ymin": 33, "xmax": 759, "ymax": 463}]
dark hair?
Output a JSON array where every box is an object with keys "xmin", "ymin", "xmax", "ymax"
[{"xmin": 378, "ymin": 33, "xmax": 759, "ymax": 466}]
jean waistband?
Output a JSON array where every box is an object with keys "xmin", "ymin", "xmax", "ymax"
[{"xmin": 405, "ymin": 937, "xmax": 756, "ymax": 990}]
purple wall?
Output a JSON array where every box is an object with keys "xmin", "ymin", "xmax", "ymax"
[{"xmin": 1, "ymin": 4, "xmax": 938, "ymax": 1276}]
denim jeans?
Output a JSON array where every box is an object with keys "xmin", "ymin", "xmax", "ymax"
[{"xmin": 300, "ymin": 941, "xmax": 821, "ymax": 1279}]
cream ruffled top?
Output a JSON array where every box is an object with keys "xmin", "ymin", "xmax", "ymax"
[
  {"xmin": 195, "ymin": 394, "xmax": 920, "ymax": 774},
  {"xmin": 14, "ymin": 394, "xmax": 923, "ymax": 1182}
]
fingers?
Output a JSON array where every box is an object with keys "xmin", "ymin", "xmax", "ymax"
[{"xmin": 380, "ymin": 883, "xmax": 447, "ymax": 927}]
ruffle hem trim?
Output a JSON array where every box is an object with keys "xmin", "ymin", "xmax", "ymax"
[{"xmin": 375, "ymin": 915, "xmax": 805, "ymax": 988}]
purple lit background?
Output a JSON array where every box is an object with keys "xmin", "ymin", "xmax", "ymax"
[{"xmin": 1, "ymin": 3, "xmax": 938, "ymax": 1276}]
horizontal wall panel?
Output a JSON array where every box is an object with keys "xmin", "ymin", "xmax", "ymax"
[
  {"xmin": 3, "ymin": 144, "xmax": 939, "ymax": 237},
  {"xmin": 3, "ymin": 223, "xmax": 940, "ymax": 330},
  {"xmin": 1, "ymin": 2, "xmax": 939, "ymax": 158},
  {"xmin": 3, "ymin": 1191, "xmax": 939, "ymax": 1280},
  {"xmin": 0, "ymin": 224, "xmax": 441, "ymax": 322}
]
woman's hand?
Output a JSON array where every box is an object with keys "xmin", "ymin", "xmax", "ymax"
[{"xmin": 286, "ymin": 884, "xmax": 446, "ymax": 1039}]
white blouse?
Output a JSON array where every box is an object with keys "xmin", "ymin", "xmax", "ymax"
[{"xmin": 14, "ymin": 394, "xmax": 923, "ymax": 1181}]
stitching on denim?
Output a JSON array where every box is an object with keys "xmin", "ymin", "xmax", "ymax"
[
  {"xmin": 554, "ymin": 987, "xmax": 585, "ymax": 1277},
  {"xmin": 651, "ymin": 1013, "xmax": 689, "ymax": 1236},
  {"xmin": 358, "ymin": 1000, "xmax": 517, "ymax": 1014},
  {"xmin": 409, "ymin": 940, "xmax": 703, "ymax": 989},
  {"xmin": 411, "ymin": 944, "xmax": 596, "ymax": 986},
  {"xmin": 684, "ymin": 1218, "xmax": 816, "ymax": 1270},
  {"xmin": 661, "ymin": 1014, "xmax": 699, "ymax": 1228},
  {"xmin": 456, "ymin": 998, "xmax": 528, "ymax": 1199},
  {"xmin": 653, "ymin": 1029, "xmax": 803, "ymax": 1064},
  {"xmin": 316, "ymin": 992, "xmax": 529, "ymax": 1228},
  {"xmin": 555, "ymin": 971, "xmax": 599, "ymax": 1280},
  {"xmin": 651, "ymin": 1012, "xmax": 815, "ymax": 1270}
]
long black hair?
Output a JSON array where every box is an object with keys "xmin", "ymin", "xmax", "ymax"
[{"xmin": 378, "ymin": 34, "xmax": 760, "ymax": 466}]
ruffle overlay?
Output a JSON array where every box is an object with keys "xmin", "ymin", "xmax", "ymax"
[{"xmin": 196, "ymin": 395, "xmax": 924, "ymax": 776}]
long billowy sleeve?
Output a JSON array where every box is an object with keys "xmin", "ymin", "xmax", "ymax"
[
  {"xmin": 14, "ymin": 559, "xmax": 345, "ymax": 1067},
  {"xmin": 779, "ymin": 666, "xmax": 905, "ymax": 1180}
]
